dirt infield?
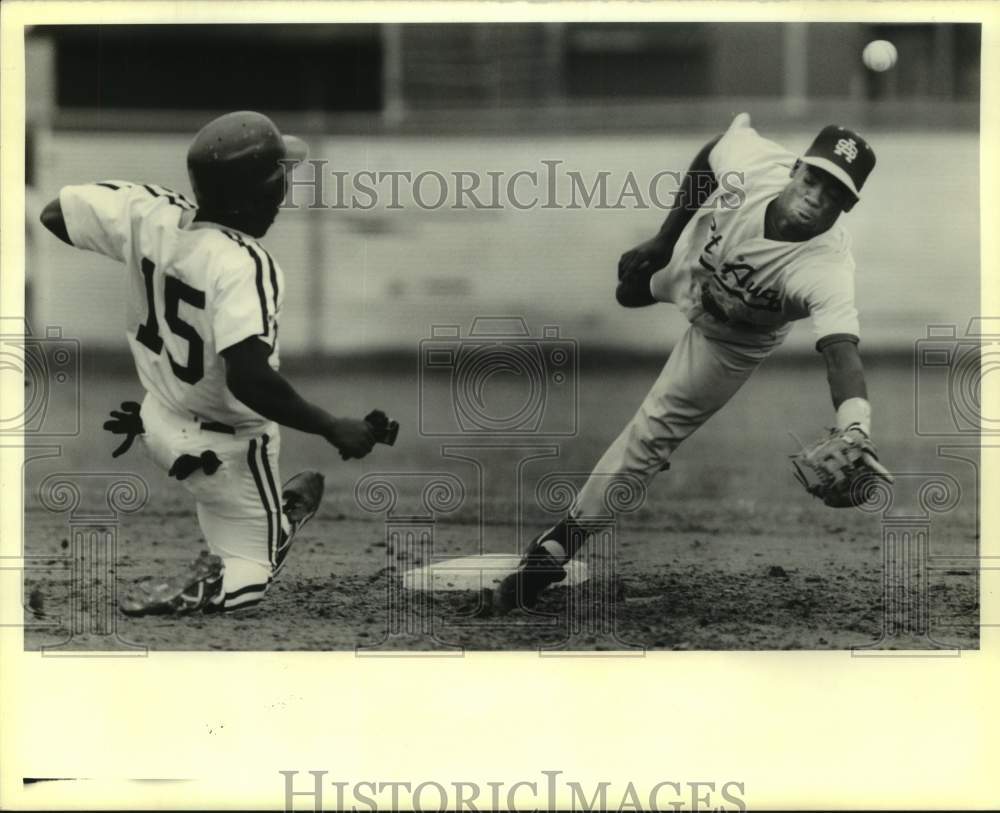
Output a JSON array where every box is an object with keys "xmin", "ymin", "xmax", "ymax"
[{"xmin": 22, "ymin": 357, "xmax": 980, "ymax": 651}]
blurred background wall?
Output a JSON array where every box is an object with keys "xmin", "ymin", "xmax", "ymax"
[{"xmin": 24, "ymin": 23, "xmax": 980, "ymax": 356}]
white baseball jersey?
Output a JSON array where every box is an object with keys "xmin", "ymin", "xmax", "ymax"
[
  {"xmin": 59, "ymin": 181, "xmax": 284, "ymax": 428},
  {"xmin": 649, "ymin": 113, "xmax": 860, "ymax": 351}
]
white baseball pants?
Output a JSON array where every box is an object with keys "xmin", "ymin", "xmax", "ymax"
[
  {"xmin": 572, "ymin": 319, "xmax": 776, "ymax": 520},
  {"xmin": 139, "ymin": 394, "xmax": 290, "ymax": 610}
]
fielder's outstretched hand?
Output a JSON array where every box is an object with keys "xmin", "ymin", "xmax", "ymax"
[{"xmin": 791, "ymin": 426, "xmax": 894, "ymax": 508}]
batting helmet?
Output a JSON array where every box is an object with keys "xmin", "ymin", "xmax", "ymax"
[{"xmin": 186, "ymin": 111, "xmax": 308, "ymax": 213}]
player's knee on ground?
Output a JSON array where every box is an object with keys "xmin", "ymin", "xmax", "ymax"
[{"xmin": 196, "ymin": 499, "xmax": 289, "ymax": 576}]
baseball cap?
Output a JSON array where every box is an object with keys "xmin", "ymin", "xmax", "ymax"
[{"xmin": 801, "ymin": 125, "xmax": 876, "ymax": 200}]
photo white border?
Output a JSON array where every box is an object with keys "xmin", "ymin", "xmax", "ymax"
[{"xmin": 1, "ymin": 2, "xmax": 997, "ymax": 809}]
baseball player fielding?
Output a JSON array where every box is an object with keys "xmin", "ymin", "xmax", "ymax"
[{"xmin": 495, "ymin": 112, "xmax": 894, "ymax": 614}]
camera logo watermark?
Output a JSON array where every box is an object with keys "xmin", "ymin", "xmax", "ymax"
[
  {"xmin": 418, "ymin": 318, "xmax": 577, "ymax": 437},
  {"xmin": 884, "ymin": 319, "xmax": 995, "ymax": 654},
  {"xmin": 0, "ymin": 318, "xmax": 80, "ymax": 437},
  {"xmin": 914, "ymin": 318, "xmax": 1000, "ymax": 436}
]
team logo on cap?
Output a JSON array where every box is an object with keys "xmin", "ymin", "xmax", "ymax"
[
  {"xmin": 802, "ymin": 123, "xmax": 875, "ymax": 199},
  {"xmin": 834, "ymin": 138, "xmax": 859, "ymax": 164}
]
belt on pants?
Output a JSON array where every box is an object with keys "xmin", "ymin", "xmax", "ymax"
[
  {"xmin": 197, "ymin": 418, "xmax": 236, "ymax": 435},
  {"xmin": 169, "ymin": 415, "xmax": 234, "ymax": 480}
]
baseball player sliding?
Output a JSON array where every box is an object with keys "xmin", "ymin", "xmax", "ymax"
[
  {"xmin": 497, "ymin": 112, "xmax": 894, "ymax": 613},
  {"xmin": 39, "ymin": 111, "xmax": 396, "ymax": 616}
]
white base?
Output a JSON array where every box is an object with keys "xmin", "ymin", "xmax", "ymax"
[{"xmin": 402, "ymin": 554, "xmax": 588, "ymax": 593}]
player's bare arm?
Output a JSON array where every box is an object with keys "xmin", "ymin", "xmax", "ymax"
[
  {"xmin": 39, "ymin": 198, "xmax": 71, "ymax": 245},
  {"xmin": 615, "ymin": 134, "xmax": 722, "ymax": 308},
  {"xmin": 821, "ymin": 337, "xmax": 867, "ymax": 409},
  {"xmin": 42, "ymin": 191, "xmax": 373, "ymax": 460},
  {"xmin": 221, "ymin": 337, "xmax": 374, "ymax": 460},
  {"xmin": 789, "ymin": 336, "xmax": 892, "ymax": 507}
]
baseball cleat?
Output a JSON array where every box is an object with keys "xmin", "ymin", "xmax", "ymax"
[
  {"xmin": 494, "ymin": 539, "xmax": 567, "ymax": 613},
  {"xmin": 281, "ymin": 470, "xmax": 325, "ymax": 534},
  {"xmin": 120, "ymin": 550, "xmax": 224, "ymax": 616},
  {"xmin": 274, "ymin": 470, "xmax": 325, "ymax": 574}
]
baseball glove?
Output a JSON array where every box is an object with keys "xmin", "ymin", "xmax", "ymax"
[
  {"xmin": 364, "ymin": 409, "xmax": 399, "ymax": 446},
  {"xmin": 103, "ymin": 401, "xmax": 144, "ymax": 458},
  {"xmin": 790, "ymin": 426, "xmax": 894, "ymax": 508}
]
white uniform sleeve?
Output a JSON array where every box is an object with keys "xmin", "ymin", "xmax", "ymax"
[
  {"xmin": 58, "ymin": 181, "xmax": 138, "ymax": 262},
  {"xmin": 709, "ymin": 112, "xmax": 795, "ymax": 178},
  {"xmin": 213, "ymin": 261, "xmax": 276, "ymax": 354},
  {"xmin": 789, "ymin": 260, "xmax": 861, "ymax": 350}
]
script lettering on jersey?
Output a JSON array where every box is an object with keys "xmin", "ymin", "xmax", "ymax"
[
  {"xmin": 704, "ymin": 219, "xmax": 723, "ymax": 255},
  {"xmin": 716, "ymin": 262, "xmax": 781, "ymax": 312},
  {"xmin": 698, "ymin": 220, "xmax": 782, "ymax": 313}
]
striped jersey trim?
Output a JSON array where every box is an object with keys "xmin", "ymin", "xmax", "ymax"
[
  {"xmin": 223, "ymin": 230, "xmax": 273, "ymax": 339},
  {"xmin": 260, "ymin": 245, "xmax": 280, "ymax": 348},
  {"xmin": 141, "ymin": 183, "xmax": 197, "ymax": 211},
  {"xmin": 262, "ymin": 246, "xmax": 280, "ymax": 321}
]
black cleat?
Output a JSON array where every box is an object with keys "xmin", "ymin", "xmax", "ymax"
[
  {"xmin": 494, "ymin": 541, "xmax": 567, "ymax": 613},
  {"xmin": 282, "ymin": 470, "xmax": 325, "ymax": 534},
  {"xmin": 120, "ymin": 551, "xmax": 223, "ymax": 616},
  {"xmin": 274, "ymin": 470, "xmax": 325, "ymax": 575}
]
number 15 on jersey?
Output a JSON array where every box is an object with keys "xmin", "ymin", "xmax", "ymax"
[{"xmin": 135, "ymin": 258, "xmax": 206, "ymax": 385}]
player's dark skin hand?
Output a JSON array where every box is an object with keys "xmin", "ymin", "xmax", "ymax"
[
  {"xmin": 616, "ymin": 235, "xmax": 673, "ymax": 307},
  {"xmin": 325, "ymin": 418, "xmax": 376, "ymax": 460},
  {"xmin": 617, "ymin": 234, "xmax": 673, "ymax": 281},
  {"xmin": 222, "ymin": 337, "xmax": 375, "ymax": 460},
  {"xmin": 616, "ymin": 136, "xmax": 722, "ymax": 309}
]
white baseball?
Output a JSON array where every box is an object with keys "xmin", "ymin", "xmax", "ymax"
[{"xmin": 863, "ymin": 40, "xmax": 897, "ymax": 72}]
